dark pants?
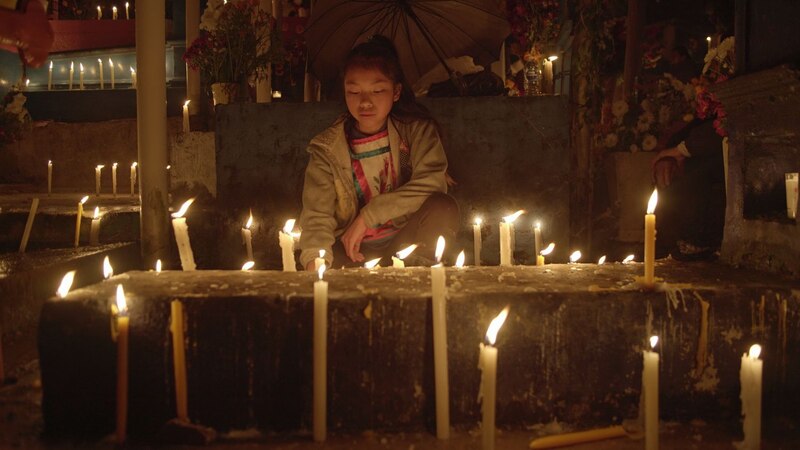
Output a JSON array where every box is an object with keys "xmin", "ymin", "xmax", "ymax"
[{"xmin": 332, "ymin": 192, "xmax": 460, "ymax": 267}]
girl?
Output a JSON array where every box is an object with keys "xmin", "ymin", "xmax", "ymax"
[{"xmin": 298, "ymin": 35, "xmax": 459, "ymax": 270}]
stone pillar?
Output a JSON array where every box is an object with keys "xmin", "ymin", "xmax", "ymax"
[
  {"xmin": 257, "ymin": 0, "xmax": 272, "ymax": 103},
  {"xmin": 185, "ymin": 0, "xmax": 201, "ymax": 114},
  {"xmin": 136, "ymin": 0, "xmax": 170, "ymax": 268}
]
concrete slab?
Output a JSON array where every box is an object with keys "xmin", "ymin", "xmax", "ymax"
[{"xmin": 38, "ymin": 261, "xmax": 800, "ymax": 439}]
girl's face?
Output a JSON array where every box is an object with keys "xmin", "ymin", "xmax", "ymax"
[{"xmin": 344, "ymin": 66, "xmax": 401, "ymax": 135}]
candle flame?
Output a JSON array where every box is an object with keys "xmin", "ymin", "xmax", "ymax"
[
  {"xmin": 623, "ymin": 254, "xmax": 635, "ymax": 264},
  {"xmin": 79, "ymin": 195, "xmax": 89, "ymax": 205},
  {"xmin": 548, "ymin": 55, "xmax": 558, "ymax": 61},
  {"xmin": 48, "ymin": 160, "xmax": 52, "ymax": 165},
  {"xmin": 319, "ymin": 249, "xmax": 326, "ymax": 258},
  {"xmin": 569, "ymin": 250, "xmax": 582, "ymax": 263},
  {"xmin": 318, "ymin": 264, "xmax": 326, "ymax": 280},
  {"xmin": 748, "ymin": 344, "xmax": 761, "ymax": 360},
  {"xmin": 474, "ymin": 217, "xmax": 482, "ymax": 226},
  {"xmin": 171, "ymin": 198, "xmax": 194, "ymax": 218},
  {"xmin": 116, "ymin": 284, "xmax": 127, "ymax": 314},
  {"xmin": 70, "ymin": 61, "xmax": 74, "ymax": 70},
  {"xmin": 130, "ymin": 67, "xmax": 135, "ymax": 74},
  {"xmin": 647, "ymin": 189, "xmax": 658, "ymax": 214},
  {"xmin": 93, "ymin": 206, "xmax": 100, "ymax": 219},
  {"xmin": 435, "ymin": 236, "xmax": 445, "ymax": 262},
  {"xmin": 108, "ymin": 58, "xmax": 113, "ymax": 67},
  {"xmin": 98, "ymin": 58, "xmax": 102, "ymax": 65},
  {"xmin": 540, "ymin": 242, "xmax": 555, "ymax": 256},
  {"xmin": 245, "ymin": 210, "xmax": 253, "ymax": 229},
  {"xmin": 25, "ymin": 78, "xmax": 29, "ymax": 87},
  {"xmin": 49, "ymin": 61, "xmax": 53, "ymax": 69},
  {"xmin": 103, "ymin": 256, "xmax": 113, "ymax": 279},
  {"xmin": 155, "ymin": 259, "xmax": 162, "ymax": 272},
  {"xmin": 650, "ymin": 335, "xmax": 659, "ymax": 349},
  {"xmin": 282, "ymin": 219, "xmax": 296, "ymax": 234},
  {"xmin": 241, "ymin": 261, "xmax": 255, "ymax": 271},
  {"xmin": 503, "ymin": 210, "xmax": 525, "ymax": 224},
  {"xmin": 131, "ymin": 162, "xmax": 137, "ymax": 168},
  {"xmin": 534, "ymin": 221, "xmax": 541, "ymax": 230},
  {"xmin": 598, "ymin": 255, "xmax": 606, "ymax": 265},
  {"xmin": 113, "ymin": 6, "xmax": 117, "ymax": 13},
  {"xmin": 184, "ymin": 100, "xmax": 190, "ymax": 107},
  {"xmin": 272, "ymin": 91, "xmax": 282, "ymax": 98},
  {"xmin": 485, "ymin": 306, "xmax": 510, "ymax": 346},
  {"xmin": 79, "ymin": 63, "xmax": 84, "ymax": 72},
  {"xmin": 455, "ymin": 250, "xmax": 465, "ymax": 268},
  {"xmin": 112, "ymin": 162, "xmax": 118, "ymax": 168},
  {"xmin": 96, "ymin": 164, "xmax": 104, "ymax": 170},
  {"xmin": 364, "ymin": 258, "xmax": 381, "ymax": 269},
  {"xmin": 56, "ymin": 271, "xmax": 75, "ymax": 298},
  {"xmin": 166, "ymin": 165, "xmax": 171, "ymax": 170},
  {"xmin": 396, "ymin": 244, "xmax": 417, "ymax": 260},
  {"xmin": 706, "ymin": 36, "xmax": 711, "ymax": 42}
]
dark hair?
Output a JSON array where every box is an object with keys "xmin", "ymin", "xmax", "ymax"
[{"xmin": 342, "ymin": 35, "xmax": 437, "ymax": 126}]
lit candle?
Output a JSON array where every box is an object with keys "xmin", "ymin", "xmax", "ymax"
[
  {"xmin": 130, "ymin": 67, "xmax": 136, "ymax": 89},
  {"xmin": 171, "ymin": 300, "xmax": 188, "ymax": 421},
  {"xmin": 392, "ymin": 244, "xmax": 417, "ymax": 268},
  {"xmin": 455, "ymin": 250, "xmax": 465, "ymax": 268},
  {"xmin": 706, "ymin": 36, "xmax": 712, "ymax": 52},
  {"xmin": 241, "ymin": 210, "xmax": 254, "ymax": 261},
  {"xmin": 473, "ymin": 217, "xmax": 482, "ymax": 266},
  {"xmin": 499, "ymin": 210, "xmax": 524, "ymax": 266},
  {"xmin": 643, "ymin": 335, "xmax": 659, "ymax": 450},
  {"xmin": 537, "ymin": 242, "xmax": 554, "ymax": 266},
  {"xmin": 569, "ymin": 250, "xmax": 582, "ymax": 263},
  {"xmin": 18, "ymin": 197, "xmax": 39, "ymax": 253},
  {"xmin": 129, "ymin": 162, "xmax": 137, "ymax": 195},
  {"xmin": 115, "ymin": 284, "xmax": 129, "ymax": 444},
  {"xmin": 314, "ymin": 249, "xmax": 326, "ymax": 271},
  {"xmin": 112, "ymin": 5, "xmax": 118, "ymax": 20},
  {"xmin": 171, "ymin": 199, "xmax": 197, "ymax": 271},
  {"xmin": 364, "ymin": 258, "xmax": 381, "ymax": 269},
  {"xmin": 313, "ymin": 264, "xmax": 328, "ymax": 442},
  {"xmin": 543, "ymin": 57, "xmax": 554, "ymax": 94},
  {"xmin": 279, "ymin": 219, "xmax": 297, "ymax": 272},
  {"xmin": 431, "ymin": 236, "xmax": 450, "ymax": 439},
  {"xmin": 90, "ymin": 206, "xmax": 101, "ymax": 246},
  {"xmin": 95, "ymin": 165, "xmax": 104, "ymax": 195},
  {"xmin": 241, "ymin": 261, "xmax": 255, "ymax": 271},
  {"xmin": 56, "ymin": 271, "xmax": 75, "ymax": 298},
  {"xmin": 533, "ymin": 221, "xmax": 542, "ymax": 257},
  {"xmin": 48, "ymin": 61, "xmax": 53, "ymax": 90},
  {"xmin": 479, "ymin": 306, "xmax": 509, "ymax": 450},
  {"xmin": 125, "ymin": 2, "xmax": 130, "ymax": 19},
  {"xmin": 786, "ymin": 172, "xmax": 798, "ymax": 219},
  {"xmin": 623, "ymin": 254, "xmax": 635, "ymax": 264},
  {"xmin": 112, "ymin": 162, "xmax": 118, "ymax": 197},
  {"xmin": 740, "ymin": 344, "xmax": 762, "ymax": 450},
  {"xmin": 109, "ymin": 58, "xmax": 115, "ymax": 89},
  {"xmin": 98, "ymin": 59, "xmax": 104, "ymax": 89},
  {"xmin": 47, "ymin": 160, "xmax": 52, "ymax": 194},
  {"xmin": 644, "ymin": 189, "xmax": 658, "ymax": 286},
  {"xmin": 597, "ymin": 255, "xmax": 606, "ymax": 265},
  {"xmin": 79, "ymin": 63, "xmax": 84, "ymax": 90},
  {"xmin": 97, "ymin": 5, "xmax": 102, "ymax": 19},
  {"xmin": 155, "ymin": 259, "xmax": 162, "ymax": 273},
  {"xmin": 74, "ymin": 195, "xmax": 89, "ymax": 247},
  {"xmin": 68, "ymin": 61, "xmax": 74, "ymax": 90},
  {"xmin": 103, "ymin": 255, "xmax": 114, "ymax": 279},
  {"xmin": 182, "ymin": 100, "xmax": 191, "ymax": 133}
]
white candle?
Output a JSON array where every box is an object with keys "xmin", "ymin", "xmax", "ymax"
[
  {"xmin": 473, "ymin": 217, "xmax": 482, "ymax": 266},
  {"xmin": 543, "ymin": 58, "xmax": 554, "ymax": 94},
  {"xmin": 109, "ymin": 58, "xmax": 115, "ymax": 89},
  {"xmin": 112, "ymin": 5, "xmax": 118, "ymax": 20},
  {"xmin": 115, "ymin": 284, "xmax": 129, "ymax": 444},
  {"xmin": 740, "ymin": 344, "xmax": 763, "ymax": 450},
  {"xmin": 18, "ymin": 197, "xmax": 39, "ymax": 253},
  {"xmin": 98, "ymin": 59, "xmax": 104, "ymax": 89},
  {"xmin": 95, "ymin": 165, "xmax": 104, "ymax": 195},
  {"xmin": 182, "ymin": 100, "xmax": 191, "ymax": 133},
  {"xmin": 538, "ymin": 242, "xmax": 554, "ymax": 266},
  {"xmin": 644, "ymin": 189, "xmax": 658, "ymax": 285},
  {"xmin": 314, "ymin": 249, "xmax": 326, "ymax": 271},
  {"xmin": 90, "ymin": 206, "xmax": 101, "ymax": 246},
  {"xmin": 533, "ymin": 221, "xmax": 542, "ymax": 257},
  {"xmin": 97, "ymin": 5, "xmax": 102, "ymax": 19},
  {"xmin": 786, "ymin": 173, "xmax": 798, "ymax": 219},
  {"xmin": 392, "ymin": 244, "xmax": 417, "ymax": 268},
  {"xmin": 103, "ymin": 255, "xmax": 114, "ymax": 279},
  {"xmin": 643, "ymin": 335, "xmax": 659, "ymax": 450},
  {"xmin": 47, "ymin": 160, "xmax": 52, "ymax": 194},
  {"xmin": 431, "ymin": 236, "xmax": 450, "ymax": 439},
  {"xmin": 480, "ymin": 306, "xmax": 509, "ymax": 450},
  {"xmin": 48, "ymin": 61, "xmax": 53, "ymax": 90},
  {"xmin": 242, "ymin": 210, "xmax": 254, "ymax": 261},
  {"xmin": 313, "ymin": 264, "xmax": 328, "ymax": 442},
  {"xmin": 79, "ymin": 63, "xmax": 84, "ymax": 90},
  {"xmin": 706, "ymin": 36, "xmax": 712, "ymax": 53},
  {"xmin": 112, "ymin": 163, "xmax": 118, "ymax": 197},
  {"xmin": 130, "ymin": 162, "xmax": 137, "ymax": 195},
  {"xmin": 74, "ymin": 195, "xmax": 89, "ymax": 247},
  {"xmin": 125, "ymin": 2, "xmax": 130, "ymax": 19},
  {"xmin": 279, "ymin": 219, "xmax": 297, "ymax": 272},
  {"xmin": 56, "ymin": 271, "xmax": 75, "ymax": 298},
  {"xmin": 499, "ymin": 210, "xmax": 523, "ymax": 266},
  {"xmin": 130, "ymin": 67, "xmax": 136, "ymax": 89},
  {"xmin": 69, "ymin": 62, "xmax": 74, "ymax": 90},
  {"xmin": 171, "ymin": 199, "xmax": 197, "ymax": 271}
]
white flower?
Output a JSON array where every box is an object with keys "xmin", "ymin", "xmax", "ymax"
[
  {"xmin": 642, "ymin": 134, "xmax": 658, "ymax": 151},
  {"xmin": 604, "ymin": 133, "xmax": 619, "ymax": 148},
  {"xmin": 612, "ymin": 100, "xmax": 629, "ymax": 118}
]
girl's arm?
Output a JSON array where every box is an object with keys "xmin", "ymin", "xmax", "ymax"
[{"xmin": 298, "ymin": 151, "xmax": 338, "ymax": 269}]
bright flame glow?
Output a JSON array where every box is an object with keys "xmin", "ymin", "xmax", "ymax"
[
  {"xmin": 131, "ymin": 162, "xmax": 137, "ymax": 168},
  {"xmin": 534, "ymin": 221, "xmax": 541, "ymax": 230},
  {"xmin": 540, "ymin": 242, "xmax": 555, "ymax": 256},
  {"xmin": 598, "ymin": 255, "xmax": 606, "ymax": 265},
  {"xmin": 108, "ymin": 58, "xmax": 113, "ymax": 68},
  {"xmin": 113, "ymin": 6, "xmax": 117, "ymax": 13},
  {"xmin": 318, "ymin": 264, "xmax": 326, "ymax": 280},
  {"xmin": 569, "ymin": 250, "xmax": 582, "ymax": 263},
  {"xmin": 70, "ymin": 61, "xmax": 74, "ymax": 70},
  {"xmin": 623, "ymin": 254, "xmax": 635, "ymax": 264},
  {"xmin": 25, "ymin": 79, "xmax": 29, "ymax": 87},
  {"xmin": 548, "ymin": 55, "xmax": 558, "ymax": 61},
  {"xmin": 435, "ymin": 236, "xmax": 445, "ymax": 262},
  {"xmin": 116, "ymin": 284, "xmax": 127, "ymax": 314},
  {"xmin": 79, "ymin": 63, "xmax": 84, "ymax": 72},
  {"xmin": 364, "ymin": 258, "xmax": 381, "ymax": 269},
  {"xmin": 57, "ymin": 271, "xmax": 75, "ymax": 298},
  {"xmin": 155, "ymin": 259, "xmax": 162, "ymax": 272},
  {"xmin": 282, "ymin": 219, "xmax": 296, "ymax": 234},
  {"xmin": 93, "ymin": 206, "xmax": 100, "ymax": 219},
  {"xmin": 474, "ymin": 217, "xmax": 482, "ymax": 226},
  {"xmin": 172, "ymin": 198, "xmax": 194, "ymax": 218},
  {"xmin": 130, "ymin": 67, "xmax": 135, "ymax": 75},
  {"xmin": 112, "ymin": 162, "xmax": 118, "ymax": 168},
  {"xmin": 48, "ymin": 160, "xmax": 52, "ymax": 165},
  {"xmin": 396, "ymin": 244, "xmax": 417, "ymax": 260},
  {"xmin": 245, "ymin": 210, "xmax": 253, "ymax": 229},
  {"xmin": 103, "ymin": 256, "xmax": 113, "ymax": 279},
  {"xmin": 706, "ymin": 36, "xmax": 711, "ymax": 42},
  {"xmin": 184, "ymin": 100, "xmax": 190, "ymax": 107},
  {"xmin": 647, "ymin": 189, "xmax": 658, "ymax": 214},
  {"xmin": 98, "ymin": 58, "xmax": 102, "ymax": 65},
  {"xmin": 650, "ymin": 335, "xmax": 659, "ymax": 349},
  {"xmin": 316, "ymin": 250, "xmax": 324, "ymax": 260},
  {"xmin": 96, "ymin": 164, "xmax": 104, "ymax": 170},
  {"xmin": 79, "ymin": 195, "xmax": 89, "ymax": 205},
  {"xmin": 241, "ymin": 261, "xmax": 255, "ymax": 271},
  {"xmin": 485, "ymin": 306, "xmax": 510, "ymax": 345},
  {"xmin": 455, "ymin": 250, "xmax": 465, "ymax": 268},
  {"xmin": 749, "ymin": 344, "xmax": 762, "ymax": 360},
  {"xmin": 49, "ymin": 61, "xmax": 53, "ymax": 69},
  {"xmin": 272, "ymin": 91, "xmax": 282, "ymax": 99},
  {"xmin": 503, "ymin": 210, "xmax": 525, "ymax": 224}
]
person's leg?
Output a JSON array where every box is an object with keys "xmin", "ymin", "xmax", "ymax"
[{"xmin": 385, "ymin": 192, "xmax": 460, "ymax": 262}]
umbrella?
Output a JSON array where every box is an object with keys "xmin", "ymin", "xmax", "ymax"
[{"xmin": 304, "ymin": 0, "xmax": 510, "ymax": 87}]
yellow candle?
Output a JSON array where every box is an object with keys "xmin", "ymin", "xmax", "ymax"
[
  {"xmin": 112, "ymin": 5, "xmax": 118, "ymax": 20},
  {"xmin": 115, "ymin": 284, "xmax": 129, "ymax": 444},
  {"xmin": 90, "ymin": 206, "xmax": 101, "ymax": 246},
  {"xmin": 529, "ymin": 425, "xmax": 626, "ymax": 449},
  {"xmin": 279, "ymin": 219, "xmax": 297, "ymax": 271},
  {"xmin": 480, "ymin": 306, "xmax": 509, "ymax": 450},
  {"xmin": 431, "ymin": 236, "xmax": 449, "ymax": 439},
  {"xmin": 500, "ymin": 210, "xmax": 524, "ymax": 266},
  {"xmin": 597, "ymin": 255, "xmax": 607, "ymax": 265},
  {"xmin": 171, "ymin": 199, "xmax": 196, "ymax": 271},
  {"xmin": 538, "ymin": 242, "xmax": 554, "ymax": 266},
  {"xmin": 182, "ymin": 100, "xmax": 191, "ymax": 133},
  {"xmin": 242, "ymin": 210, "xmax": 253, "ymax": 261},
  {"xmin": 740, "ymin": 344, "xmax": 762, "ymax": 449},
  {"xmin": 74, "ymin": 195, "xmax": 88, "ymax": 247},
  {"xmin": 109, "ymin": 58, "xmax": 115, "ymax": 89},
  {"xmin": 97, "ymin": 5, "xmax": 102, "ymax": 19},
  {"xmin": 643, "ymin": 336, "xmax": 659, "ymax": 450},
  {"xmin": 125, "ymin": 2, "xmax": 130, "ymax": 19},
  {"xmin": 98, "ymin": 58, "xmax": 104, "ymax": 89},
  {"xmin": 130, "ymin": 162, "xmax": 137, "ymax": 195},
  {"xmin": 18, "ymin": 197, "xmax": 39, "ymax": 253},
  {"xmin": 95, "ymin": 165, "xmax": 104, "ymax": 195},
  {"xmin": 112, "ymin": 163, "xmax": 118, "ymax": 197},
  {"xmin": 393, "ymin": 244, "xmax": 417, "ymax": 268},
  {"xmin": 79, "ymin": 63, "xmax": 84, "ymax": 90},
  {"xmin": 313, "ymin": 264, "xmax": 328, "ymax": 442},
  {"xmin": 533, "ymin": 221, "xmax": 542, "ymax": 257},
  {"xmin": 68, "ymin": 61, "xmax": 74, "ymax": 90},
  {"xmin": 47, "ymin": 160, "xmax": 53, "ymax": 194},
  {"xmin": 130, "ymin": 67, "xmax": 136, "ymax": 89},
  {"xmin": 644, "ymin": 189, "xmax": 658, "ymax": 285},
  {"xmin": 364, "ymin": 258, "xmax": 381, "ymax": 269},
  {"xmin": 171, "ymin": 300, "xmax": 188, "ymax": 421},
  {"xmin": 48, "ymin": 61, "xmax": 53, "ymax": 90},
  {"xmin": 473, "ymin": 217, "xmax": 482, "ymax": 266}
]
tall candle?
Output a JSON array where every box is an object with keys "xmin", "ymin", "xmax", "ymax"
[
  {"xmin": 97, "ymin": 5, "xmax": 102, "ymax": 19},
  {"xmin": 68, "ymin": 61, "xmax": 74, "ymax": 90},
  {"xmin": 112, "ymin": 5, "xmax": 118, "ymax": 20},
  {"xmin": 171, "ymin": 199, "xmax": 197, "ymax": 271},
  {"xmin": 47, "ymin": 160, "xmax": 52, "ymax": 194},
  {"xmin": 431, "ymin": 236, "xmax": 450, "ymax": 439},
  {"xmin": 279, "ymin": 219, "xmax": 297, "ymax": 271},
  {"xmin": 623, "ymin": 254, "xmax": 635, "ymax": 264},
  {"xmin": 313, "ymin": 264, "xmax": 328, "ymax": 442},
  {"xmin": 740, "ymin": 344, "xmax": 762, "ymax": 450},
  {"xmin": 56, "ymin": 271, "xmax": 75, "ymax": 298},
  {"xmin": 95, "ymin": 165, "xmax": 104, "ymax": 195},
  {"xmin": 98, "ymin": 59, "xmax": 104, "ymax": 89},
  {"xmin": 644, "ymin": 189, "xmax": 658, "ymax": 285},
  {"xmin": 242, "ymin": 210, "xmax": 254, "ymax": 261},
  {"xmin": 786, "ymin": 172, "xmax": 798, "ymax": 219},
  {"xmin": 48, "ymin": 61, "xmax": 53, "ymax": 90},
  {"xmin": 171, "ymin": 300, "xmax": 188, "ymax": 421},
  {"xmin": 480, "ymin": 306, "xmax": 509, "ymax": 450},
  {"xmin": 392, "ymin": 244, "xmax": 417, "ymax": 268},
  {"xmin": 499, "ymin": 210, "xmax": 524, "ymax": 266},
  {"xmin": 537, "ymin": 242, "xmax": 554, "ymax": 266},
  {"xmin": 473, "ymin": 217, "xmax": 482, "ymax": 266},
  {"xmin": 112, "ymin": 163, "xmax": 118, "ymax": 197},
  {"xmin": 643, "ymin": 335, "xmax": 659, "ymax": 450},
  {"xmin": 130, "ymin": 162, "xmax": 137, "ymax": 195},
  {"xmin": 533, "ymin": 221, "xmax": 542, "ymax": 257},
  {"xmin": 125, "ymin": 2, "xmax": 130, "ymax": 19},
  {"xmin": 115, "ymin": 284, "xmax": 129, "ymax": 444},
  {"xmin": 543, "ymin": 58, "xmax": 554, "ymax": 94},
  {"xmin": 18, "ymin": 197, "xmax": 39, "ymax": 253},
  {"xmin": 104, "ymin": 255, "xmax": 114, "ymax": 279},
  {"xmin": 74, "ymin": 195, "xmax": 89, "ymax": 247},
  {"xmin": 109, "ymin": 58, "xmax": 115, "ymax": 89},
  {"xmin": 314, "ymin": 249, "xmax": 326, "ymax": 271},
  {"xmin": 79, "ymin": 63, "xmax": 84, "ymax": 90},
  {"xmin": 182, "ymin": 100, "xmax": 191, "ymax": 133},
  {"xmin": 130, "ymin": 67, "xmax": 136, "ymax": 89},
  {"xmin": 90, "ymin": 206, "xmax": 101, "ymax": 246},
  {"xmin": 706, "ymin": 36, "xmax": 712, "ymax": 53}
]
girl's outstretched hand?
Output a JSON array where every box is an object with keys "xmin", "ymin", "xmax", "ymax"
[{"xmin": 341, "ymin": 215, "xmax": 367, "ymax": 263}]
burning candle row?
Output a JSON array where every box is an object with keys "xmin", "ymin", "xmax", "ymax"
[
  {"xmin": 46, "ymin": 59, "xmax": 135, "ymax": 91},
  {"xmin": 96, "ymin": 3, "xmax": 131, "ymax": 20},
  {"xmin": 43, "ymin": 161, "xmax": 138, "ymax": 196}
]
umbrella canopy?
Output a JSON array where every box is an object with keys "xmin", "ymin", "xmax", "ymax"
[{"xmin": 304, "ymin": 0, "xmax": 510, "ymax": 86}]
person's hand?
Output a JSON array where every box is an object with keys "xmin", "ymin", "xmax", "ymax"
[
  {"xmin": 341, "ymin": 215, "xmax": 368, "ymax": 263},
  {"xmin": 653, "ymin": 157, "xmax": 679, "ymax": 189},
  {"xmin": 16, "ymin": 0, "xmax": 54, "ymax": 68}
]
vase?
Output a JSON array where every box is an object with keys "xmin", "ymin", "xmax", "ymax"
[{"xmin": 211, "ymin": 83, "xmax": 238, "ymax": 105}]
